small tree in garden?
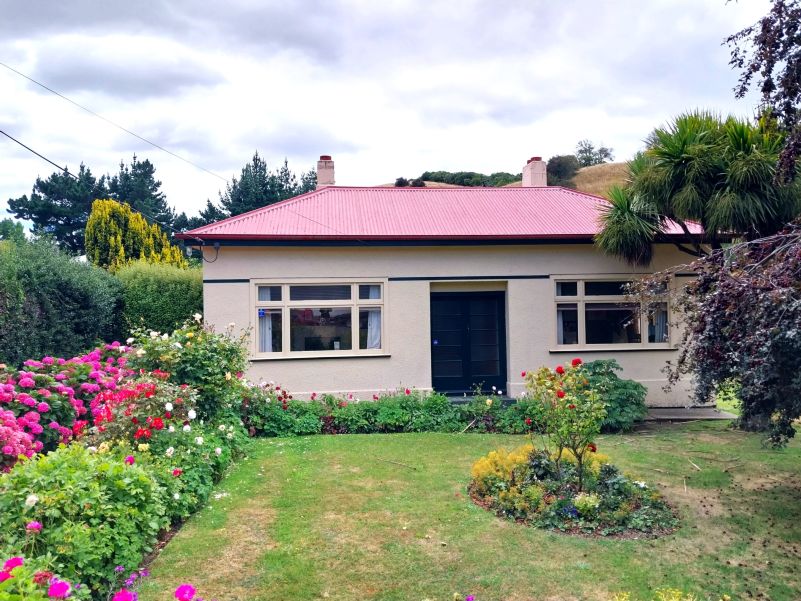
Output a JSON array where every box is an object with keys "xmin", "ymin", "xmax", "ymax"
[
  {"xmin": 630, "ymin": 223, "xmax": 801, "ymax": 446},
  {"xmin": 524, "ymin": 359, "xmax": 606, "ymax": 491}
]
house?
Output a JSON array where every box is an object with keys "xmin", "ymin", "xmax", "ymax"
[{"xmin": 178, "ymin": 155, "xmax": 700, "ymax": 406}]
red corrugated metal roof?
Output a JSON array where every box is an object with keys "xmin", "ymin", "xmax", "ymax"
[{"xmin": 178, "ymin": 186, "xmax": 702, "ymax": 241}]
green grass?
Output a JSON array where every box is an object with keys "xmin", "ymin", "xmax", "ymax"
[{"xmin": 138, "ymin": 422, "xmax": 801, "ymax": 601}]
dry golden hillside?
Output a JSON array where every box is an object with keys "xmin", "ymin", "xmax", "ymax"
[{"xmin": 572, "ymin": 162, "xmax": 628, "ymax": 197}]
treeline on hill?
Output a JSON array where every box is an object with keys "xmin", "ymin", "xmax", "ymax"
[{"xmin": 397, "ymin": 140, "xmax": 613, "ymax": 188}]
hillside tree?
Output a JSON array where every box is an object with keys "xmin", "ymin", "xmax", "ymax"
[
  {"xmin": 546, "ymin": 155, "xmax": 580, "ymax": 187},
  {"xmin": 576, "ymin": 140, "xmax": 614, "ymax": 167},
  {"xmin": 108, "ymin": 155, "xmax": 175, "ymax": 228},
  {"xmin": 0, "ymin": 219, "xmax": 25, "ymax": 244}
]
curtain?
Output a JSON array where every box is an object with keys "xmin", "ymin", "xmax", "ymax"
[
  {"xmin": 557, "ymin": 307, "xmax": 565, "ymax": 344},
  {"xmin": 654, "ymin": 305, "xmax": 668, "ymax": 342},
  {"xmin": 258, "ymin": 287, "xmax": 273, "ymax": 352},
  {"xmin": 366, "ymin": 285, "xmax": 381, "ymax": 349}
]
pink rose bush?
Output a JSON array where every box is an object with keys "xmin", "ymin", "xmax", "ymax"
[{"xmin": 0, "ymin": 555, "xmax": 86, "ymax": 600}]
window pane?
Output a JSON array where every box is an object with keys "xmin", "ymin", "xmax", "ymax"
[
  {"xmin": 557, "ymin": 303, "xmax": 579, "ymax": 345},
  {"xmin": 648, "ymin": 303, "xmax": 669, "ymax": 343},
  {"xmin": 585, "ymin": 303, "xmax": 641, "ymax": 344},
  {"xmin": 257, "ymin": 286, "xmax": 282, "ymax": 302},
  {"xmin": 359, "ymin": 308, "xmax": 382, "ymax": 349},
  {"xmin": 257, "ymin": 309, "xmax": 282, "ymax": 352},
  {"xmin": 358, "ymin": 284, "xmax": 382, "ymax": 300},
  {"xmin": 289, "ymin": 285, "xmax": 351, "ymax": 301},
  {"xmin": 290, "ymin": 308, "xmax": 352, "ymax": 351},
  {"xmin": 585, "ymin": 281, "xmax": 631, "ymax": 296},
  {"xmin": 556, "ymin": 281, "xmax": 577, "ymax": 296}
]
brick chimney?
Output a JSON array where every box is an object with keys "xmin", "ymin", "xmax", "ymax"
[
  {"xmin": 522, "ymin": 156, "xmax": 547, "ymax": 187},
  {"xmin": 316, "ymin": 155, "xmax": 335, "ymax": 188}
]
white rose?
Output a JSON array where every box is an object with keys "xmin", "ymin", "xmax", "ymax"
[
  {"xmin": 149, "ymin": 331, "xmax": 159, "ymax": 339},
  {"xmin": 173, "ymin": 342, "xmax": 182, "ymax": 349},
  {"xmin": 193, "ymin": 313, "xmax": 202, "ymax": 322},
  {"xmin": 165, "ymin": 402, "xmax": 173, "ymax": 412},
  {"xmin": 173, "ymin": 493, "xmax": 180, "ymax": 500},
  {"xmin": 161, "ymin": 333, "xmax": 169, "ymax": 340},
  {"xmin": 188, "ymin": 410, "xmax": 197, "ymax": 420},
  {"xmin": 195, "ymin": 436, "xmax": 204, "ymax": 445},
  {"xmin": 168, "ymin": 425, "xmax": 175, "ymax": 433},
  {"xmin": 126, "ymin": 337, "xmax": 135, "ymax": 344},
  {"xmin": 136, "ymin": 349, "xmax": 146, "ymax": 357},
  {"xmin": 215, "ymin": 447, "xmax": 222, "ymax": 456},
  {"xmin": 183, "ymin": 424, "xmax": 191, "ymax": 432},
  {"xmin": 166, "ymin": 447, "xmax": 175, "ymax": 457},
  {"xmin": 25, "ymin": 494, "xmax": 39, "ymax": 507},
  {"xmin": 218, "ymin": 424, "xmax": 226, "ymax": 431},
  {"xmin": 87, "ymin": 446, "xmax": 97, "ymax": 453}
]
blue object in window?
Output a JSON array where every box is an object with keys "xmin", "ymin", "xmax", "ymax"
[{"xmin": 258, "ymin": 308, "xmax": 266, "ymax": 318}]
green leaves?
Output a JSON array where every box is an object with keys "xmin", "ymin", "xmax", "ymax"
[{"xmin": 595, "ymin": 186, "xmax": 660, "ymax": 266}]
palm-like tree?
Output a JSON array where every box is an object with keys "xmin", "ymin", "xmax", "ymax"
[{"xmin": 596, "ymin": 111, "xmax": 801, "ymax": 265}]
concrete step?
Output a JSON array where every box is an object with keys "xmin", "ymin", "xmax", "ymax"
[{"xmin": 644, "ymin": 407, "xmax": 737, "ymax": 421}]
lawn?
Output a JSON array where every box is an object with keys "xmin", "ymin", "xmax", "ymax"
[{"xmin": 138, "ymin": 422, "xmax": 801, "ymax": 601}]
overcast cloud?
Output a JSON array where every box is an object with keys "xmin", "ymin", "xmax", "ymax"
[{"xmin": 0, "ymin": 0, "xmax": 770, "ymax": 218}]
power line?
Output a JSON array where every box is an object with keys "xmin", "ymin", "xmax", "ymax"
[
  {"xmin": 1, "ymin": 127, "xmax": 181, "ymax": 235},
  {"xmin": 0, "ymin": 61, "xmax": 227, "ymax": 182}
]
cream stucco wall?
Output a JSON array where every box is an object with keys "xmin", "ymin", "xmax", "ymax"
[{"xmin": 202, "ymin": 243, "xmax": 695, "ymax": 406}]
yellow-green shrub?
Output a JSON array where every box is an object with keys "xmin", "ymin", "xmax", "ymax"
[{"xmin": 470, "ymin": 444, "xmax": 533, "ymax": 495}]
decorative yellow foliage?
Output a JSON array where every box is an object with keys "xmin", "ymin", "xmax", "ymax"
[
  {"xmin": 470, "ymin": 444, "xmax": 533, "ymax": 495},
  {"xmin": 611, "ymin": 589, "xmax": 730, "ymax": 601},
  {"xmin": 85, "ymin": 199, "xmax": 187, "ymax": 271}
]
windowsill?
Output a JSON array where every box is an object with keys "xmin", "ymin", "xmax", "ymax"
[
  {"xmin": 250, "ymin": 352, "xmax": 391, "ymax": 361},
  {"xmin": 549, "ymin": 345, "xmax": 676, "ymax": 353}
]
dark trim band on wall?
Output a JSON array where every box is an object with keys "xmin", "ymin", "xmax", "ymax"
[
  {"xmin": 199, "ymin": 238, "xmax": 598, "ymax": 247},
  {"xmin": 203, "ymin": 278, "xmax": 249, "ymax": 284},
  {"xmin": 389, "ymin": 275, "xmax": 549, "ymax": 282}
]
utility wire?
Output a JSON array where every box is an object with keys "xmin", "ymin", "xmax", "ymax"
[
  {"xmin": 1, "ymin": 127, "xmax": 182, "ymax": 236},
  {"xmin": 0, "ymin": 61, "xmax": 227, "ymax": 182}
]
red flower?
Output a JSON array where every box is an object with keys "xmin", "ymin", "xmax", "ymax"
[
  {"xmin": 131, "ymin": 417, "xmax": 139, "ymax": 424},
  {"xmin": 338, "ymin": 401, "xmax": 348, "ymax": 408},
  {"xmin": 556, "ymin": 390, "xmax": 565, "ymax": 399},
  {"xmin": 521, "ymin": 371, "xmax": 527, "ymax": 378},
  {"xmin": 588, "ymin": 443, "xmax": 597, "ymax": 453},
  {"xmin": 165, "ymin": 412, "xmax": 172, "ymax": 419},
  {"xmin": 404, "ymin": 388, "xmax": 411, "ymax": 395},
  {"xmin": 524, "ymin": 418, "xmax": 532, "ymax": 426},
  {"xmin": 555, "ymin": 365, "xmax": 565, "ymax": 375},
  {"xmin": 134, "ymin": 428, "xmax": 146, "ymax": 439},
  {"xmin": 571, "ymin": 358, "xmax": 583, "ymax": 367},
  {"xmin": 372, "ymin": 394, "xmax": 379, "ymax": 401},
  {"xmin": 33, "ymin": 571, "xmax": 53, "ymax": 585},
  {"xmin": 151, "ymin": 417, "xmax": 164, "ymax": 431},
  {"xmin": 568, "ymin": 404, "xmax": 576, "ymax": 410},
  {"xmin": 172, "ymin": 468, "xmax": 183, "ymax": 477}
]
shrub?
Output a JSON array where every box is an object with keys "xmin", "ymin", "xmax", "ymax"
[
  {"xmin": 0, "ymin": 555, "xmax": 91, "ymax": 601},
  {"xmin": 116, "ymin": 261, "xmax": 202, "ymax": 335},
  {"xmin": 0, "ymin": 240, "xmax": 123, "ymax": 366},
  {"xmin": 0, "ymin": 445, "xmax": 168, "ymax": 596},
  {"xmin": 582, "ymin": 360, "xmax": 647, "ymax": 432},
  {"xmin": 244, "ymin": 385, "xmax": 322, "ymax": 437},
  {"xmin": 127, "ymin": 320, "xmax": 248, "ymax": 420},
  {"xmin": 524, "ymin": 359, "xmax": 606, "ymax": 491}
]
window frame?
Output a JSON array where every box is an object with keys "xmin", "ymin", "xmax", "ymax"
[
  {"xmin": 552, "ymin": 276, "xmax": 672, "ymax": 350},
  {"xmin": 251, "ymin": 279, "xmax": 388, "ymax": 359}
]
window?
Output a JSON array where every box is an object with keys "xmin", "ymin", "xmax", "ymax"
[
  {"xmin": 554, "ymin": 279, "xmax": 669, "ymax": 347},
  {"xmin": 254, "ymin": 282, "xmax": 384, "ymax": 356}
]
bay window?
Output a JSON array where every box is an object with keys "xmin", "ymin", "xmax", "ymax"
[
  {"xmin": 554, "ymin": 278, "xmax": 670, "ymax": 347},
  {"xmin": 254, "ymin": 282, "xmax": 385, "ymax": 356}
]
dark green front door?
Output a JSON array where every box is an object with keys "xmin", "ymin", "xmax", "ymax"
[{"xmin": 430, "ymin": 291, "xmax": 507, "ymax": 394}]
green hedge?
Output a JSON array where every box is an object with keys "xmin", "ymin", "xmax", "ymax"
[
  {"xmin": 116, "ymin": 261, "xmax": 202, "ymax": 335},
  {"xmin": 0, "ymin": 240, "xmax": 123, "ymax": 366}
]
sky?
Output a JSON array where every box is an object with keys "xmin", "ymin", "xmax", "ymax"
[{"xmin": 0, "ymin": 0, "xmax": 770, "ymax": 219}]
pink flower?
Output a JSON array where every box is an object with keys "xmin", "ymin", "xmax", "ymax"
[
  {"xmin": 404, "ymin": 388, "xmax": 411, "ymax": 395},
  {"xmin": 0, "ymin": 571, "xmax": 11, "ymax": 582},
  {"xmin": 3, "ymin": 557, "xmax": 23, "ymax": 571},
  {"xmin": 37, "ymin": 402, "xmax": 50, "ymax": 413},
  {"xmin": 175, "ymin": 584, "xmax": 196, "ymax": 601},
  {"xmin": 124, "ymin": 455, "xmax": 135, "ymax": 465},
  {"xmin": 26, "ymin": 521, "xmax": 43, "ymax": 532},
  {"xmin": 18, "ymin": 377, "xmax": 35, "ymax": 388},
  {"xmin": 1, "ymin": 445, "xmax": 12, "ymax": 455},
  {"xmin": 47, "ymin": 578, "xmax": 72, "ymax": 598},
  {"xmin": 113, "ymin": 590, "xmax": 137, "ymax": 601},
  {"xmin": 42, "ymin": 356, "xmax": 54, "ymax": 365}
]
